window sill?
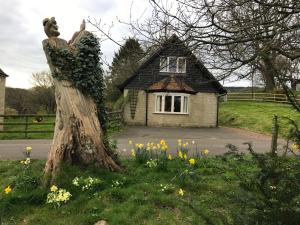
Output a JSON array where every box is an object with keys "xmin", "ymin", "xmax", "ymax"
[
  {"xmin": 154, "ymin": 112, "xmax": 189, "ymax": 115},
  {"xmin": 159, "ymin": 72, "xmax": 186, "ymax": 75}
]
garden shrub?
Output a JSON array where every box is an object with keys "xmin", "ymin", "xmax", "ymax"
[{"xmin": 228, "ymin": 143, "xmax": 300, "ymax": 225}]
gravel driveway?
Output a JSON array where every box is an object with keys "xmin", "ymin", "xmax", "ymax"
[{"xmin": 0, "ymin": 126, "xmax": 284, "ymax": 160}]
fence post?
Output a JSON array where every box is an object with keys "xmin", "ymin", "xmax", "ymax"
[
  {"xmin": 25, "ymin": 116, "xmax": 28, "ymax": 138},
  {"xmin": 270, "ymin": 115, "xmax": 279, "ymax": 155}
]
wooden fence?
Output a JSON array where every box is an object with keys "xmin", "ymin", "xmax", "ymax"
[
  {"xmin": 225, "ymin": 92, "xmax": 300, "ymax": 104},
  {"xmin": 0, "ymin": 111, "xmax": 123, "ymax": 138}
]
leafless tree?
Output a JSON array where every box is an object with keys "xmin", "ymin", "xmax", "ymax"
[
  {"xmin": 31, "ymin": 71, "xmax": 54, "ymax": 88},
  {"xmin": 90, "ymin": 0, "xmax": 300, "ymax": 110}
]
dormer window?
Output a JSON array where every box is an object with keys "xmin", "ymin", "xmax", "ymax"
[{"xmin": 160, "ymin": 56, "xmax": 186, "ymax": 73}]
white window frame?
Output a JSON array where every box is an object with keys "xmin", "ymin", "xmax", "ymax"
[
  {"xmin": 159, "ymin": 57, "xmax": 186, "ymax": 73},
  {"xmin": 154, "ymin": 92, "xmax": 190, "ymax": 114}
]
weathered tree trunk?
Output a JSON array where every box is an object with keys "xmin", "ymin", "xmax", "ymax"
[
  {"xmin": 260, "ymin": 56, "xmax": 277, "ymax": 92},
  {"xmin": 43, "ymin": 34, "xmax": 120, "ymax": 185}
]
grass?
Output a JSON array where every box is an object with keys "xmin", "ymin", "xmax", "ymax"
[
  {"xmin": 219, "ymin": 101, "xmax": 300, "ymax": 137},
  {"xmin": 0, "ymin": 116, "xmax": 121, "ymax": 140},
  {"xmin": 0, "ymin": 157, "xmax": 255, "ymax": 225},
  {"xmin": 2, "ymin": 101, "xmax": 300, "ymax": 140},
  {"xmin": 0, "ymin": 116, "xmax": 55, "ymax": 140}
]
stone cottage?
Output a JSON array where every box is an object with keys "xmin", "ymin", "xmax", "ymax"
[
  {"xmin": 119, "ymin": 35, "xmax": 227, "ymax": 127},
  {"xmin": 0, "ymin": 68, "xmax": 8, "ymax": 130}
]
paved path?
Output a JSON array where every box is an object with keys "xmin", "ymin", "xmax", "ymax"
[{"xmin": 0, "ymin": 126, "xmax": 285, "ymax": 160}]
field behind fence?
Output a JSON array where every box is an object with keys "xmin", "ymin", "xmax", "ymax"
[
  {"xmin": 226, "ymin": 92, "xmax": 300, "ymax": 103},
  {"xmin": 0, "ymin": 111, "xmax": 123, "ymax": 139}
]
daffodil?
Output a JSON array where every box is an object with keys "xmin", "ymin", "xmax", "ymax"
[
  {"xmin": 50, "ymin": 185, "xmax": 58, "ymax": 192},
  {"xmin": 26, "ymin": 146, "xmax": 32, "ymax": 152},
  {"xmin": 183, "ymin": 154, "xmax": 187, "ymax": 160},
  {"xmin": 189, "ymin": 158, "xmax": 196, "ymax": 165},
  {"xmin": 178, "ymin": 188, "xmax": 184, "ymax": 196},
  {"xmin": 202, "ymin": 149, "xmax": 209, "ymax": 155},
  {"xmin": 160, "ymin": 139, "xmax": 166, "ymax": 145},
  {"xmin": 128, "ymin": 140, "xmax": 133, "ymax": 145},
  {"xmin": 4, "ymin": 186, "xmax": 12, "ymax": 194},
  {"xmin": 178, "ymin": 150, "xmax": 183, "ymax": 159},
  {"xmin": 168, "ymin": 154, "xmax": 172, "ymax": 160},
  {"xmin": 291, "ymin": 143, "xmax": 299, "ymax": 152},
  {"xmin": 131, "ymin": 149, "xmax": 136, "ymax": 157}
]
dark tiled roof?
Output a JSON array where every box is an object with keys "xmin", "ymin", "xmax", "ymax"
[
  {"xmin": 148, "ymin": 75, "xmax": 196, "ymax": 94},
  {"xmin": 0, "ymin": 68, "xmax": 9, "ymax": 77},
  {"xmin": 119, "ymin": 34, "xmax": 227, "ymax": 94}
]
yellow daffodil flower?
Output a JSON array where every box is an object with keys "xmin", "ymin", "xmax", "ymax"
[
  {"xmin": 4, "ymin": 186, "xmax": 12, "ymax": 194},
  {"xmin": 26, "ymin": 146, "xmax": 32, "ymax": 152},
  {"xmin": 128, "ymin": 140, "xmax": 133, "ymax": 145},
  {"xmin": 160, "ymin": 139, "xmax": 166, "ymax": 145},
  {"xmin": 131, "ymin": 149, "xmax": 136, "ymax": 157},
  {"xmin": 182, "ymin": 143, "xmax": 186, "ymax": 148},
  {"xmin": 291, "ymin": 143, "xmax": 299, "ymax": 152},
  {"xmin": 183, "ymin": 154, "xmax": 187, "ymax": 160},
  {"xmin": 178, "ymin": 188, "xmax": 184, "ymax": 196},
  {"xmin": 202, "ymin": 149, "xmax": 209, "ymax": 155},
  {"xmin": 189, "ymin": 158, "xmax": 196, "ymax": 165},
  {"xmin": 168, "ymin": 154, "xmax": 172, "ymax": 160},
  {"xmin": 50, "ymin": 185, "xmax": 58, "ymax": 192},
  {"xmin": 178, "ymin": 151, "xmax": 183, "ymax": 159}
]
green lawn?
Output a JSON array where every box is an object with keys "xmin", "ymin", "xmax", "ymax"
[
  {"xmin": 2, "ymin": 153, "xmax": 299, "ymax": 225},
  {"xmin": 0, "ymin": 116, "xmax": 121, "ymax": 140},
  {"xmin": 0, "ymin": 157, "xmax": 254, "ymax": 225},
  {"xmin": 219, "ymin": 101, "xmax": 300, "ymax": 137},
  {"xmin": 0, "ymin": 116, "xmax": 55, "ymax": 140}
]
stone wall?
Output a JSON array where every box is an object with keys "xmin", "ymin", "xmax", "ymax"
[
  {"xmin": 123, "ymin": 89, "xmax": 218, "ymax": 127},
  {"xmin": 0, "ymin": 77, "xmax": 6, "ymax": 130}
]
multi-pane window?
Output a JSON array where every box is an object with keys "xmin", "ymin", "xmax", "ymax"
[
  {"xmin": 160, "ymin": 57, "xmax": 186, "ymax": 73},
  {"xmin": 155, "ymin": 93, "xmax": 189, "ymax": 114}
]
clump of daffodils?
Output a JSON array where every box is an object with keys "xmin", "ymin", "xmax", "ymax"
[
  {"xmin": 46, "ymin": 185, "xmax": 71, "ymax": 208},
  {"xmin": 72, "ymin": 176, "xmax": 102, "ymax": 191},
  {"xmin": 129, "ymin": 139, "xmax": 170, "ymax": 166},
  {"xmin": 20, "ymin": 146, "xmax": 32, "ymax": 165}
]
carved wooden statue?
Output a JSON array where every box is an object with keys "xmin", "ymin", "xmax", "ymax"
[{"xmin": 42, "ymin": 17, "xmax": 120, "ymax": 184}]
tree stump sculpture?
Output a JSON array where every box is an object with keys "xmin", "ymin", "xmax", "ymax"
[{"xmin": 42, "ymin": 17, "xmax": 120, "ymax": 184}]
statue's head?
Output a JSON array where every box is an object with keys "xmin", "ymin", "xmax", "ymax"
[{"xmin": 43, "ymin": 17, "xmax": 60, "ymax": 38}]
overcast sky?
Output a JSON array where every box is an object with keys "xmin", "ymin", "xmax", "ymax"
[{"xmin": 0, "ymin": 0, "xmax": 249, "ymax": 88}]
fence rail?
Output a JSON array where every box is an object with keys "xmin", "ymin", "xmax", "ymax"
[
  {"xmin": 226, "ymin": 92, "xmax": 300, "ymax": 103},
  {"xmin": 0, "ymin": 111, "xmax": 123, "ymax": 138}
]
